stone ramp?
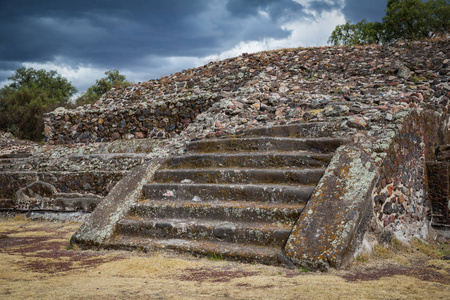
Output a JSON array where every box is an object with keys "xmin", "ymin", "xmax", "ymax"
[{"xmin": 108, "ymin": 122, "xmax": 349, "ymax": 265}]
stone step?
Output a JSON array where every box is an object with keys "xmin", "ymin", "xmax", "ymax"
[
  {"xmin": 107, "ymin": 235, "xmax": 285, "ymax": 266},
  {"xmin": 186, "ymin": 137, "xmax": 349, "ymax": 153},
  {"xmin": 68, "ymin": 153, "xmax": 149, "ymax": 162},
  {"xmin": 131, "ymin": 199, "xmax": 304, "ymax": 225},
  {"xmin": 154, "ymin": 168, "xmax": 325, "ymax": 185},
  {"xmin": 0, "ymin": 153, "xmax": 32, "ymax": 159},
  {"xmin": 243, "ymin": 122, "xmax": 341, "ymax": 138},
  {"xmin": 143, "ymin": 183, "xmax": 315, "ymax": 204},
  {"xmin": 117, "ymin": 218, "xmax": 292, "ymax": 247},
  {"xmin": 166, "ymin": 152, "xmax": 332, "ymax": 169}
]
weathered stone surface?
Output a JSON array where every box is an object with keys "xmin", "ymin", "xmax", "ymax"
[
  {"xmin": 15, "ymin": 181, "xmax": 57, "ymax": 209},
  {"xmin": 283, "ymin": 146, "xmax": 379, "ymax": 270},
  {"xmin": 0, "ymin": 171, "xmax": 127, "ymax": 199},
  {"xmin": 70, "ymin": 158, "xmax": 168, "ymax": 247},
  {"xmin": 46, "ymin": 195, "xmax": 103, "ymax": 212},
  {"xmin": 0, "ymin": 131, "xmax": 36, "ymax": 156},
  {"xmin": 372, "ymin": 110, "xmax": 444, "ymax": 242},
  {"xmin": 15, "ymin": 181, "xmax": 103, "ymax": 212},
  {"xmin": 397, "ymin": 65, "xmax": 411, "ymax": 80}
]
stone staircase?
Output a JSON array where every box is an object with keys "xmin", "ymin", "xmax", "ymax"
[{"xmin": 107, "ymin": 122, "xmax": 349, "ymax": 265}]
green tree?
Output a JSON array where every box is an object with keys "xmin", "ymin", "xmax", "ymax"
[
  {"xmin": 329, "ymin": 0, "xmax": 450, "ymax": 45},
  {"xmin": 425, "ymin": 0, "xmax": 450, "ymax": 37},
  {"xmin": 328, "ymin": 19, "xmax": 384, "ymax": 46},
  {"xmin": 0, "ymin": 68, "xmax": 77, "ymax": 141},
  {"xmin": 7, "ymin": 67, "xmax": 77, "ymax": 106},
  {"xmin": 383, "ymin": 0, "xmax": 431, "ymax": 42},
  {"xmin": 75, "ymin": 70, "xmax": 130, "ymax": 106}
]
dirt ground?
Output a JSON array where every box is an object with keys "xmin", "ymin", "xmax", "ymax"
[{"xmin": 0, "ymin": 216, "xmax": 449, "ymax": 300}]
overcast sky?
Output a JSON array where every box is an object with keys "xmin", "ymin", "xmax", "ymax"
[{"xmin": 0, "ymin": 0, "xmax": 388, "ymax": 96}]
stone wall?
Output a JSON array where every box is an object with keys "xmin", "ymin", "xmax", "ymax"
[
  {"xmin": 0, "ymin": 171, "xmax": 127, "ymax": 200},
  {"xmin": 0, "ymin": 137, "xmax": 166, "ymax": 212},
  {"xmin": 44, "ymin": 95, "xmax": 220, "ymax": 144},
  {"xmin": 371, "ymin": 110, "xmax": 445, "ymax": 242}
]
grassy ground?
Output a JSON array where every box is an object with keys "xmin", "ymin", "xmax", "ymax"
[{"xmin": 0, "ymin": 216, "xmax": 449, "ymax": 300}]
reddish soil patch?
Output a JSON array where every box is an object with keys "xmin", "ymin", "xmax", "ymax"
[
  {"xmin": 0, "ymin": 226, "xmax": 124, "ymax": 273},
  {"xmin": 341, "ymin": 265, "xmax": 449, "ymax": 285},
  {"xmin": 179, "ymin": 267, "xmax": 257, "ymax": 282},
  {"xmin": 284, "ymin": 270, "xmax": 301, "ymax": 278}
]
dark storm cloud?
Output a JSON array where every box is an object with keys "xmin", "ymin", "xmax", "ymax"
[
  {"xmin": 225, "ymin": 0, "xmax": 306, "ymax": 20},
  {"xmin": 308, "ymin": 1, "xmax": 343, "ymax": 14},
  {"xmin": 0, "ymin": 0, "xmax": 299, "ymax": 68},
  {"xmin": 343, "ymin": 0, "xmax": 388, "ymax": 22},
  {"xmin": 0, "ymin": 0, "xmax": 387, "ymax": 92},
  {"xmin": 0, "ymin": 0, "xmax": 213, "ymax": 66}
]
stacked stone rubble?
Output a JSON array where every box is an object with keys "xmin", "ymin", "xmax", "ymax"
[{"xmin": 44, "ymin": 39, "xmax": 449, "ymax": 145}]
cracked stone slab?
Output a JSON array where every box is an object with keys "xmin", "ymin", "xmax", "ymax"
[{"xmin": 283, "ymin": 146, "xmax": 379, "ymax": 271}]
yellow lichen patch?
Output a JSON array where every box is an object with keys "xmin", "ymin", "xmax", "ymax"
[{"xmin": 308, "ymin": 109, "xmax": 323, "ymax": 115}]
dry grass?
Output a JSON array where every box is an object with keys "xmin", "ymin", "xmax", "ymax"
[{"xmin": 0, "ymin": 217, "xmax": 449, "ymax": 299}]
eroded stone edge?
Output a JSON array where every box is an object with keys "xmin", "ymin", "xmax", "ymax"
[
  {"xmin": 70, "ymin": 157, "xmax": 168, "ymax": 247},
  {"xmin": 282, "ymin": 146, "xmax": 380, "ymax": 271}
]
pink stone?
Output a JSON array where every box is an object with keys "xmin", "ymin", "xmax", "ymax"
[
  {"xmin": 275, "ymin": 108, "xmax": 285, "ymax": 117},
  {"xmin": 135, "ymin": 132, "xmax": 145, "ymax": 139},
  {"xmin": 279, "ymin": 86, "xmax": 289, "ymax": 93}
]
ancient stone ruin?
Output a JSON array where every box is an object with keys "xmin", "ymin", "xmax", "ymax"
[{"xmin": 1, "ymin": 38, "xmax": 449, "ymax": 270}]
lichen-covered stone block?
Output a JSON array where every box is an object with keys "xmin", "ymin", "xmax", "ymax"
[
  {"xmin": 283, "ymin": 146, "xmax": 379, "ymax": 270},
  {"xmin": 70, "ymin": 158, "xmax": 168, "ymax": 247}
]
